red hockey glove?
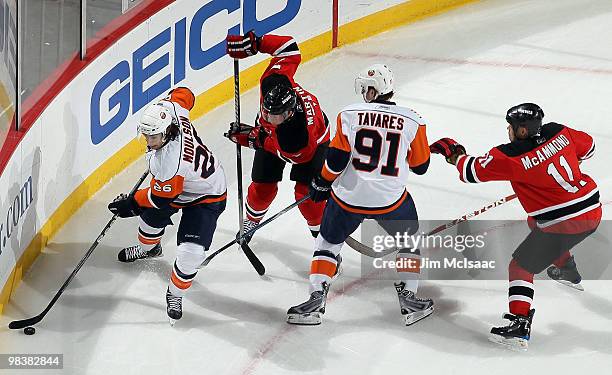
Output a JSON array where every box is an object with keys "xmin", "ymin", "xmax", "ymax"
[
  {"xmin": 226, "ymin": 30, "xmax": 259, "ymax": 59},
  {"xmin": 225, "ymin": 123, "xmax": 268, "ymax": 150},
  {"xmin": 430, "ymin": 138, "xmax": 466, "ymax": 165}
]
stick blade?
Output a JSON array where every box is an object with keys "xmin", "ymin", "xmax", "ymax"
[
  {"xmin": 9, "ymin": 315, "xmax": 42, "ymax": 330},
  {"xmin": 240, "ymin": 243, "xmax": 265, "ymax": 275}
]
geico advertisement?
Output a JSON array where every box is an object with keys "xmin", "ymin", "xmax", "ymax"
[{"xmin": 90, "ymin": 0, "xmax": 302, "ymax": 145}]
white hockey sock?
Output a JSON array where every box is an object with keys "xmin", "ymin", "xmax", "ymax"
[
  {"xmin": 309, "ymin": 235, "xmax": 342, "ymax": 294},
  {"xmin": 396, "ymin": 248, "xmax": 422, "ymax": 293},
  {"xmin": 168, "ymin": 242, "xmax": 205, "ymax": 297},
  {"xmin": 138, "ymin": 218, "xmax": 164, "ymax": 251}
]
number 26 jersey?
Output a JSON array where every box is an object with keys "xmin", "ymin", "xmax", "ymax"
[{"xmin": 134, "ymin": 99, "xmax": 227, "ymax": 209}]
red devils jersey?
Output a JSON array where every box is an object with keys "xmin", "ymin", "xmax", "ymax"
[
  {"xmin": 455, "ymin": 122, "xmax": 599, "ymax": 230},
  {"xmin": 255, "ymin": 34, "xmax": 329, "ymax": 164}
]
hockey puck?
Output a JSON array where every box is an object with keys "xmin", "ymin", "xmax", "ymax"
[{"xmin": 23, "ymin": 327, "xmax": 36, "ymax": 335}]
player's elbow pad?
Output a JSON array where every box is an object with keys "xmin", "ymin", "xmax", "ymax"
[
  {"xmin": 327, "ymin": 147, "xmax": 351, "ymax": 173},
  {"xmin": 276, "ymin": 122, "xmax": 309, "ymax": 153},
  {"xmin": 410, "ymin": 158, "xmax": 430, "ymax": 175}
]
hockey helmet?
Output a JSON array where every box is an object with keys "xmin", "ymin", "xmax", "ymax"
[
  {"xmin": 355, "ymin": 64, "xmax": 394, "ymax": 101},
  {"xmin": 262, "ymin": 84, "xmax": 297, "ymax": 115},
  {"xmin": 139, "ymin": 103, "xmax": 174, "ymax": 136},
  {"xmin": 506, "ymin": 103, "xmax": 544, "ymax": 137}
]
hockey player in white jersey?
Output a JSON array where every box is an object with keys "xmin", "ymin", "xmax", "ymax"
[
  {"xmin": 287, "ymin": 64, "xmax": 434, "ymax": 325},
  {"xmin": 108, "ymin": 87, "xmax": 227, "ymax": 324}
]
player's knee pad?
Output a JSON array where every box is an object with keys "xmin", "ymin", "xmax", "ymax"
[
  {"xmin": 248, "ymin": 182, "xmax": 279, "ymax": 202},
  {"xmin": 175, "ymin": 242, "xmax": 206, "ymax": 275}
]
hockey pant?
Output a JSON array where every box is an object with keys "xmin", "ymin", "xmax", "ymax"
[
  {"xmin": 310, "ymin": 193, "xmax": 421, "ymax": 293},
  {"xmin": 138, "ymin": 202, "xmax": 226, "ymax": 297}
]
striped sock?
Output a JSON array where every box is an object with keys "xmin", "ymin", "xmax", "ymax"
[{"xmin": 508, "ymin": 259, "xmax": 534, "ymax": 317}]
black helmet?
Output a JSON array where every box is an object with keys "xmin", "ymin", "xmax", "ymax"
[
  {"xmin": 262, "ymin": 84, "xmax": 297, "ymax": 115},
  {"xmin": 506, "ymin": 103, "xmax": 544, "ymax": 137}
]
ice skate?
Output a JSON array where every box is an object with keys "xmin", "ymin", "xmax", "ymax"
[
  {"xmin": 395, "ymin": 282, "xmax": 434, "ymax": 325},
  {"xmin": 166, "ymin": 288, "xmax": 183, "ymax": 326},
  {"xmin": 547, "ymin": 256, "xmax": 584, "ymax": 291},
  {"xmin": 287, "ymin": 283, "xmax": 330, "ymax": 325},
  {"xmin": 118, "ymin": 243, "xmax": 163, "ymax": 263},
  {"xmin": 238, "ymin": 219, "xmax": 259, "ymax": 245},
  {"xmin": 489, "ymin": 309, "xmax": 535, "ymax": 351}
]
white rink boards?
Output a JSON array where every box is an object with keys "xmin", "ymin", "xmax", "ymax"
[{"xmin": 2, "ymin": 1, "xmax": 612, "ymax": 374}]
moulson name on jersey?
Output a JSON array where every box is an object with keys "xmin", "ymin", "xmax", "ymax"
[
  {"xmin": 90, "ymin": 0, "xmax": 301, "ymax": 145},
  {"xmin": 521, "ymin": 134, "xmax": 570, "ymax": 170}
]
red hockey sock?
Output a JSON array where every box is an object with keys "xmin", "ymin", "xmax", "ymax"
[
  {"xmin": 246, "ymin": 182, "xmax": 278, "ymax": 222},
  {"xmin": 508, "ymin": 259, "xmax": 534, "ymax": 317},
  {"xmin": 295, "ymin": 182, "xmax": 325, "ymax": 231},
  {"xmin": 553, "ymin": 251, "xmax": 571, "ymax": 268}
]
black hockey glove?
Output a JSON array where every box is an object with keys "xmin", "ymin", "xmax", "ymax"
[
  {"xmin": 430, "ymin": 138, "xmax": 466, "ymax": 165},
  {"xmin": 108, "ymin": 194, "xmax": 142, "ymax": 218},
  {"xmin": 309, "ymin": 175, "xmax": 333, "ymax": 202}
]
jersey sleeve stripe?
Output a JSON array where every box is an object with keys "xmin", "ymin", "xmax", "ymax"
[
  {"xmin": 273, "ymin": 39, "xmax": 298, "ymax": 55},
  {"xmin": 456, "ymin": 154, "xmax": 468, "ymax": 183},
  {"xmin": 581, "ymin": 142, "xmax": 595, "ymax": 160},
  {"xmin": 407, "ymin": 125, "xmax": 430, "ymax": 167},
  {"xmin": 463, "ymin": 156, "xmax": 478, "ymax": 183},
  {"xmin": 330, "ymin": 115, "xmax": 351, "ymax": 152},
  {"xmin": 147, "ymin": 189, "xmax": 160, "ymax": 208},
  {"xmin": 134, "ymin": 188, "xmax": 155, "ymax": 208}
]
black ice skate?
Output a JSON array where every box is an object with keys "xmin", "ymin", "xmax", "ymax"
[
  {"xmin": 547, "ymin": 256, "xmax": 584, "ymax": 291},
  {"xmin": 238, "ymin": 219, "xmax": 259, "ymax": 245},
  {"xmin": 489, "ymin": 309, "xmax": 535, "ymax": 351},
  {"xmin": 166, "ymin": 288, "xmax": 183, "ymax": 326},
  {"xmin": 117, "ymin": 243, "xmax": 163, "ymax": 263},
  {"xmin": 394, "ymin": 282, "xmax": 434, "ymax": 325},
  {"xmin": 287, "ymin": 283, "xmax": 330, "ymax": 325}
]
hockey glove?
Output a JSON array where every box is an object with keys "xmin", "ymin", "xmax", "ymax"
[
  {"xmin": 108, "ymin": 194, "xmax": 143, "ymax": 218},
  {"xmin": 226, "ymin": 30, "xmax": 260, "ymax": 59},
  {"xmin": 224, "ymin": 123, "xmax": 268, "ymax": 150},
  {"xmin": 309, "ymin": 175, "xmax": 332, "ymax": 202},
  {"xmin": 430, "ymin": 138, "xmax": 466, "ymax": 165}
]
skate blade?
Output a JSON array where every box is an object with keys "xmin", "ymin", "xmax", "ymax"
[
  {"xmin": 169, "ymin": 318, "xmax": 177, "ymax": 327},
  {"xmin": 488, "ymin": 334, "xmax": 528, "ymax": 351},
  {"xmin": 287, "ymin": 312, "xmax": 322, "ymax": 325},
  {"xmin": 554, "ymin": 279, "xmax": 584, "ymax": 291},
  {"xmin": 404, "ymin": 306, "xmax": 434, "ymax": 326},
  {"xmin": 331, "ymin": 264, "xmax": 343, "ymax": 282}
]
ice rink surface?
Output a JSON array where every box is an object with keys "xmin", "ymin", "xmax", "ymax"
[{"xmin": 3, "ymin": 0, "xmax": 612, "ymax": 374}]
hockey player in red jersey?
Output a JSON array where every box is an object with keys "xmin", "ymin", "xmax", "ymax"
[
  {"xmin": 224, "ymin": 31, "xmax": 330, "ymax": 242},
  {"xmin": 286, "ymin": 64, "xmax": 434, "ymax": 326},
  {"xmin": 108, "ymin": 87, "xmax": 227, "ymax": 324},
  {"xmin": 430, "ymin": 103, "xmax": 601, "ymax": 350}
]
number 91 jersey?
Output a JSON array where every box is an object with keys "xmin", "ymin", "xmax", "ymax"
[
  {"xmin": 134, "ymin": 100, "xmax": 227, "ymax": 209},
  {"xmin": 327, "ymin": 101, "xmax": 430, "ymax": 213}
]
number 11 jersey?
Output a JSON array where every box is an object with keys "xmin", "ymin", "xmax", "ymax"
[
  {"xmin": 323, "ymin": 101, "xmax": 430, "ymax": 214},
  {"xmin": 455, "ymin": 122, "xmax": 599, "ymax": 230}
]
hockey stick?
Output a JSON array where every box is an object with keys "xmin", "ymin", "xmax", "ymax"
[
  {"xmin": 231, "ymin": 58, "xmax": 266, "ymax": 276},
  {"xmin": 9, "ymin": 170, "xmax": 150, "ymax": 330},
  {"xmin": 201, "ymin": 196, "xmax": 309, "ymax": 268},
  {"xmin": 345, "ymin": 193, "xmax": 518, "ymax": 258}
]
